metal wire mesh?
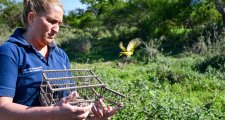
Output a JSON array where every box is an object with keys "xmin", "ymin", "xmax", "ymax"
[{"xmin": 39, "ymin": 69, "xmax": 125, "ymax": 107}]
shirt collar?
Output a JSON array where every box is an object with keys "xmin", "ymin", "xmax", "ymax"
[{"xmin": 8, "ymin": 28, "xmax": 30, "ymax": 46}]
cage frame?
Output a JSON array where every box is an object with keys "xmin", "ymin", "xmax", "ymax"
[{"xmin": 39, "ymin": 69, "xmax": 125, "ymax": 107}]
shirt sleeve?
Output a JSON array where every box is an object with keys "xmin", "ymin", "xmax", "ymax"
[{"xmin": 0, "ymin": 54, "xmax": 18, "ymax": 98}]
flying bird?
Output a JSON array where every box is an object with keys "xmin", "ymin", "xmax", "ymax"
[{"xmin": 119, "ymin": 38, "xmax": 142, "ymax": 57}]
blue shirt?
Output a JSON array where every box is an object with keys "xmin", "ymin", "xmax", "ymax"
[{"xmin": 0, "ymin": 28, "xmax": 71, "ymax": 106}]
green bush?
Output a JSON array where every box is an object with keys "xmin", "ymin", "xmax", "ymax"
[
  {"xmin": 0, "ymin": 24, "xmax": 13, "ymax": 44},
  {"xmin": 196, "ymin": 53, "xmax": 225, "ymax": 72}
]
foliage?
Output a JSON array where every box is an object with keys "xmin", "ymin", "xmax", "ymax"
[
  {"xmin": 55, "ymin": 25, "xmax": 140, "ymax": 62},
  {"xmin": 197, "ymin": 53, "xmax": 225, "ymax": 73},
  {"xmin": 64, "ymin": 10, "xmax": 97, "ymax": 28},
  {"xmin": 0, "ymin": 0, "xmax": 23, "ymax": 28},
  {"xmin": 0, "ymin": 24, "xmax": 13, "ymax": 44},
  {"xmin": 143, "ymin": 37, "xmax": 164, "ymax": 59},
  {"xmin": 72, "ymin": 55, "xmax": 225, "ymax": 119},
  {"xmin": 185, "ymin": 23, "xmax": 225, "ymax": 57},
  {"xmin": 62, "ymin": 0, "xmax": 223, "ymax": 56}
]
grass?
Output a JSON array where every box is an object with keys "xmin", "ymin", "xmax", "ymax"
[{"xmin": 71, "ymin": 55, "xmax": 225, "ymax": 119}]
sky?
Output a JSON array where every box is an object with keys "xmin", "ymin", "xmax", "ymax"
[
  {"xmin": 60, "ymin": 0, "xmax": 87, "ymax": 14},
  {"xmin": 15, "ymin": 0, "xmax": 87, "ymax": 15}
]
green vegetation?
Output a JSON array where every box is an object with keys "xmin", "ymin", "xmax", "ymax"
[
  {"xmin": 73, "ymin": 56, "xmax": 225, "ymax": 119},
  {"xmin": 1, "ymin": 0, "xmax": 225, "ymax": 119}
]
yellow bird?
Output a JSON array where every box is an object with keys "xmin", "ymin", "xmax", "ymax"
[{"xmin": 119, "ymin": 38, "xmax": 142, "ymax": 57}]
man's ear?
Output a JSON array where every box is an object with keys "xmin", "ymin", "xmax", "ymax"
[{"xmin": 27, "ymin": 12, "xmax": 36, "ymax": 25}]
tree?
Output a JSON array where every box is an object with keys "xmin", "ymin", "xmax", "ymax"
[
  {"xmin": 0, "ymin": 0, "xmax": 23, "ymax": 28},
  {"xmin": 214, "ymin": 0, "xmax": 225, "ymax": 26}
]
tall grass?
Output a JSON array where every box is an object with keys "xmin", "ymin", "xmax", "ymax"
[{"xmin": 72, "ymin": 55, "xmax": 225, "ymax": 119}]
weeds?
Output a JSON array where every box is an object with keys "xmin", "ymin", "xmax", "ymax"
[{"xmin": 72, "ymin": 56, "xmax": 225, "ymax": 119}]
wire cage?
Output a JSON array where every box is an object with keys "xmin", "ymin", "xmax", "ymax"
[{"xmin": 39, "ymin": 69, "xmax": 125, "ymax": 107}]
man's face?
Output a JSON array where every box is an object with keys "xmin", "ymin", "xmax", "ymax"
[{"xmin": 29, "ymin": 5, "xmax": 63, "ymax": 46}]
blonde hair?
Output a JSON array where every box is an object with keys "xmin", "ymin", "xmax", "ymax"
[{"xmin": 22, "ymin": 0, "xmax": 63, "ymax": 29}]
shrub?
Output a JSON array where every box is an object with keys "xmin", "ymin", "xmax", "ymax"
[
  {"xmin": 196, "ymin": 53, "xmax": 225, "ymax": 72},
  {"xmin": 0, "ymin": 24, "xmax": 13, "ymax": 44}
]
